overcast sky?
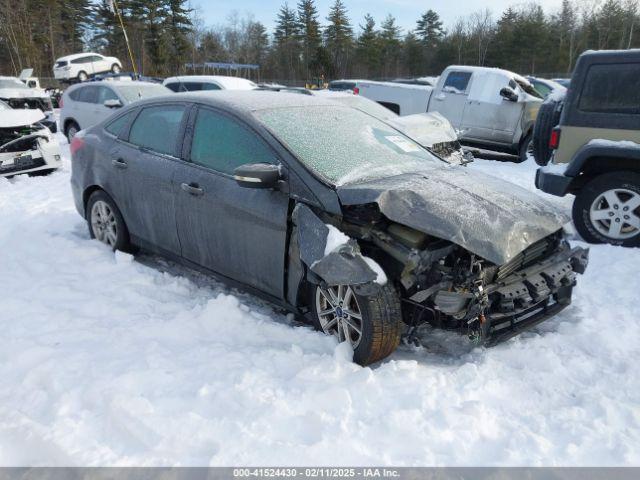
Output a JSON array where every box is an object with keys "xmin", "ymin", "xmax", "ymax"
[{"xmin": 192, "ymin": 0, "xmax": 565, "ymax": 33}]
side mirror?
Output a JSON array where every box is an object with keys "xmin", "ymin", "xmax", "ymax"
[
  {"xmin": 234, "ymin": 163, "xmax": 281, "ymax": 189},
  {"xmin": 104, "ymin": 99, "xmax": 122, "ymax": 108},
  {"xmin": 500, "ymin": 87, "xmax": 519, "ymax": 102}
]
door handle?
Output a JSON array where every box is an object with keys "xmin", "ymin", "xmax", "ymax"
[
  {"xmin": 181, "ymin": 182, "xmax": 204, "ymax": 196},
  {"xmin": 112, "ymin": 158, "xmax": 128, "ymax": 169}
]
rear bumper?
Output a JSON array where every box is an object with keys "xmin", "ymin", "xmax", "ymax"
[{"xmin": 535, "ymin": 168, "xmax": 572, "ymax": 196}]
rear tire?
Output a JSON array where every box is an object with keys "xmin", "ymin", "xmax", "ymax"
[
  {"xmin": 310, "ymin": 282, "xmax": 402, "ymax": 365},
  {"xmin": 77, "ymin": 71, "xmax": 88, "ymax": 82},
  {"xmin": 517, "ymin": 133, "xmax": 533, "ymax": 163},
  {"xmin": 86, "ymin": 190, "xmax": 132, "ymax": 252},
  {"xmin": 573, "ymin": 171, "xmax": 640, "ymax": 247},
  {"xmin": 111, "ymin": 64, "xmax": 121, "ymax": 74},
  {"xmin": 533, "ymin": 98, "xmax": 564, "ymax": 166}
]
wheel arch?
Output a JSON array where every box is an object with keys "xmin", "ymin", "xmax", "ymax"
[
  {"xmin": 82, "ymin": 185, "xmax": 116, "ymax": 218},
  {"xmin": 566, "ymin": 146, "xmax": 640, "ymax": 192}
]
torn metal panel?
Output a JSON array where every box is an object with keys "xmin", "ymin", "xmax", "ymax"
[
  {"xmin": 337, "ymin": 167, "xmax": 569, "ymax": 266},
  {"xmin": 291, "ymin": 203, "xmax": 379, "ymax": 287}
]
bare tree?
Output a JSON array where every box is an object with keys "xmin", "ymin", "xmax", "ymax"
[{"xmin": 468, "ymin": 9, "xmax": 495, "ymax": 65}]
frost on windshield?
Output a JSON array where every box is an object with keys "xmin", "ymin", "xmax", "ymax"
[{"xmin": 255, "ymin": 106, "xmax": 439, "ymax": 185}]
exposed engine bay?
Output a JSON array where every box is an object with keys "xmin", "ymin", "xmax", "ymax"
[
  {"xmin": 292, "ymin": 202, "xmax": 589, "ymax": 347},
  {"xmin": 0, "ymin": 107, "xmax": 61, "ymax": 177}
]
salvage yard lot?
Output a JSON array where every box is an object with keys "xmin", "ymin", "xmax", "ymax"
[{"xmin": 1, "ymin": 133, "xmax": 639, "ymax": 466}]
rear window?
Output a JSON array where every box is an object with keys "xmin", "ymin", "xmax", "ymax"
[
  {"xmin": 55, "ymin": 60, "xmax": 68, "ymax": 67},
  {"xmin": 443, "ymin": 71, "xmax": 472, "ymax": 93},
  {"xmin": 76, "ymin": 86, "xmax": 98, "ymax": 103},
  {"xmin": 128, "ymin": 105, "xmax": 185, "ymax": 156},
  {"xmin": 579, "ymin": 63, "xmax": 640, "ymax": 115}
]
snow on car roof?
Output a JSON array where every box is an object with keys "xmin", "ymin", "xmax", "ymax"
[
  {"xmin": 163, "ymin": 75, "xmax": 257, "ymax": 90},
  {"xmin": 445, "ymin": 65, "xmax": 532, "ymax": 86},
  {"xmin": 55, "ymin": 52, "xmax": 104, "ymax": 61}
]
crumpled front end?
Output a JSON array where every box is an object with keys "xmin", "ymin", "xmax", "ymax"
[{"xmin": 0, "ymin": 125, "xmax": 61, "ymax": 177}]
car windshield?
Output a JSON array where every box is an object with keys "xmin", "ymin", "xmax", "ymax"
[
  {"xmin": 0, "ymin": 79, "xmax": 29, "ymax": 90},
  {"xmin": 255, "ymin": 105, "xmax": 440, "ymax": 186},
  {"xmin": 115, "ymin": 84, "xmax": 170, "ymax": 102}
]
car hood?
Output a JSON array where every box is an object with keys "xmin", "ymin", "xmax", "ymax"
[
  {"xmin": 336, "ymin": 166, "xmax": 569, "ymax": 265},
  {"xmin": 0, "ymin": 108, "xmax": 46, "ymax": 128},
  {"xmin": 387, "ymin": 112, "xmax": 458, "ymax": 147},
  {"xmin": 0, "ymin": 88, "xmax": 48, "ymax": 99}
]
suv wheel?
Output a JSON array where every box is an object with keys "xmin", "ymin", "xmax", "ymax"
[
  {"xmin": 86, "ymin": 190, "xmax": 132, "ymax": 252},
  {"xmin": 111, "ymin": 64, "xmax": 121, "ymax": 74},
  {"xmin": 310, "ymin": 282, "xmax": 402, "ymax": 365},
  {"xmin": 65, "ymin": 121, "xmax": 80, "ymax": 143},
  {"xmin": 77, "ymin": 71, "xmax": 88, "ymax": 82},
  {"xmin": 573, "ymin": 171, "xmax": 640, "ymax": 246},
  {"xmin": 518, "ymin": 133, "xmax": 533, "ymax": 163}
]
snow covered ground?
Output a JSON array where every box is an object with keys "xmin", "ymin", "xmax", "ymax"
[{"xmin": 1, "ymin": 133, "xmax": 639, "ymax": 466}]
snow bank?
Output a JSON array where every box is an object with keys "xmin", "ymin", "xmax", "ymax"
[{"xmin": 0, "ymin": 133, "xmax": 639, "ymax": 466}]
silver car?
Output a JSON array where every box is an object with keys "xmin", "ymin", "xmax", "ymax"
[{"xmin": 60, "ymin": 81, "xmax": 170, "ymax": 142}]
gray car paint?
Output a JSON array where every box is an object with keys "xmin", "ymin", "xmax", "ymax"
[{"xmin": 72, "ymin": 91, "xmax": 569, "ymax": 308}]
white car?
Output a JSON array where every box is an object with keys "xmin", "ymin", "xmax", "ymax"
[
  {"xmin": 0, "ymin": 101, "xmax": 61, "ymax": 178},
  {"xmin": 0, "ymin": 76, "xmax": 57, "ymax": 132},
  {"xmin": 53, "ymin": 53, "xmax": 122, "ymax": 82},
  {"xmin": 60, "ymin": 81, "xmax": 171, "ymax": 142},
  {"xmin": 163, "ymin": 75, "xmax": 257, "ymax": 92}
]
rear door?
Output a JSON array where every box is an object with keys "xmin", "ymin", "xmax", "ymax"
[
  {"xmin": 174, "ymin": 106, "xmax": 289, "ymax": 298},
  {"xmin": 430, "ymin": 70, "xmax": 472, "ymax": 129},
  {"xmin": 110, "ymin": 103, "xmax": 187, "ymax": 254},
  {"xmin": 89, "ymin": 86, "xmax": 119, "ymax": 127}
]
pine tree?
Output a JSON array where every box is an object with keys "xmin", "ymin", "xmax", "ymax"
[
  {"xmin": 415, "ymin": 10, "xmax": 445, "ymax": 47},
  {"xmin": 296, "ymin": 0, "xmax": 321, "ymax": 79},
  {"xmin": 379, "ymin": 14, "xmax": 401, "ymax": 78},
  {"xmin": 324, "ymin": 0, "xmax": 353, "ymax": 77},
  {"xmin": 354, "ymin": 14, "xmax": 380, "ymax": 76},
  {"xmin": 164, "ymin": 0, "xmax": 192, "ymax": 75},
  {"xmin": 274, "ymin": 3, "xmax": 300, "ymax": 80}
]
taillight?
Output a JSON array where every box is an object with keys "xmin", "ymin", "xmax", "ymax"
[
  {"xmin": 70, "ymin": 136, "xmax": 84, "ymax": 157},
  {"xmin": 353, "ymin": 87, "xmax": 360, "ymax": 95},
  {"xmin": 549, "ymin": 127, "xmax": 561, "ymax": 150}
]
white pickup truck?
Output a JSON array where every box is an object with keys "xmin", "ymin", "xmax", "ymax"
[{"xmin": 352, "ymin": 66, "xmax": 544, "ymax": 162}]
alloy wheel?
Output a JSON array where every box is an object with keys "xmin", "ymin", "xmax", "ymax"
[
  {"xmin": 589, "ymin": 188, "xmax": 640, "ymax": 240},
  {"xmin": 315, "ymin": 285, "xmax": 363, "ymax": 349},
  {"xmin": 91, "ymin": 200, "xmax": 118, "ymax": 247}
]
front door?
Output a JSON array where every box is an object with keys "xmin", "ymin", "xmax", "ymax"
[
  {"xmin": 462, "ymin": 72, "xmax": 524, "ymax": 145},
  {"xmin": 430, "ymin": 70, "xmax": 472, "ymax": 130},
  {"xmin": 110, "ymin": 104, "xmax": 187, "ymax": 254},
  {"xmin": 174, "ymin": 106, "xmax": 289, "ymax": 298}
]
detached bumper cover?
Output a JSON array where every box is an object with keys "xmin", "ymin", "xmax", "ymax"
[
  {"xmin": 535, "ymin": 168, "xmax": 572, "ymax": 197},
  {"xmin": 483, "ymin": 246, "xmax": 589, "ymax": 344}
]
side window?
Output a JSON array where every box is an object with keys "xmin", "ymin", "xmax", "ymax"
[
  {"xmin": 71, "ymin": 56, "xmax": 91, "ymax": 64},
  {"xmin": 579, "ymin": 63, "xmax": 640, "ymax": 115},
  {"xmin": 105, "ymin": 110, "xmax": 135, "ymax": 137},
  {"xmin": 96, "ymin": 86, "xmax": 119, "ymax": 104},
  {"xmin": 91, "ymin": 55, "xmax": 103, "ymax": 62},
  {"xmin": 128, "ymin": 105, "xmax": 186, "ymax": 156},
  {"xmin": 68, "ymin": 88, "xmax": 82, "ymax": 101},
  {"xmin": 201, "ymin": 83, "xmax": 221, "ymax": 91},
  {"xmin": 182, "ymin": 82, "xmax": 204, "ymax": 91},
  {"xmin": 165, "ymin": 83, "xmax": 180, "ymax": 92},
  {"xmin": 190, "ymin": 108, "xmax": 277, "ymax": 175},
  {"xmin": 443, "ymin": 71, "xmax": 472, "ymax": 94},
  {"xmin": 77, "ymin": 86, "xmax": 98, "ymax": 103}
]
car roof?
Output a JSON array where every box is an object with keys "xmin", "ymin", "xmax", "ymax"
[
  {"xmin": 131, "ymin": 90, "xmax": 345, "ymax": 114},
  {"xmin": 163, "ymin": 75, "xmax": 256, "ymax": 89},
  {"xmin": 56, "ymin": 52, "xmax": 103, "ymax": 61},
  {"xmin": 445, "ymin": 65, "xmax": 531, "ymax": 85}
]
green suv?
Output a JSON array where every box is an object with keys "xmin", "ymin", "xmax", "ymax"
[{"xmin": 535, "ymin": 49, "xmax": 640, "ymax": 247}]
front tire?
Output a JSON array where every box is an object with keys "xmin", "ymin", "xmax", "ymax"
[
  {"xmin": 310, "ymin": 282, "xmax": 402, "ymax": 365},
  {"xmin": 77, "ymin": 70, "xmax": 88, "ymax": 82},
  {"xmin": 86, "ymin": 190, "xmax": 132, "ymax": 252},
  {"xmin": 111, "ymin": 64, "xmax": 121, "ymax": 74},
  {"xmin": 573, "ymin": 171, "xmax": 640, "ymax": 247},
  {"xmin": 517, "ymin": 133, "xmax": 533, "ymax": 163},
  {"xmin": 65, "ymin": 121, "xmax": 80, "ymax": 143}
]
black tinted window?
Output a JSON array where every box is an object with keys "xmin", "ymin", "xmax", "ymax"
[
  {"xmin": 129, "ymin": 105, "xmax": 186, "ymax": 156},
  {"xmin": 443, "ymin": 71, "xmax": 472, "ymax": 93},
  {"xmin": 191, "ymin": 108, "xmax": 276, "ymax": 174},
  {"xmin": 165, "ymin": 82, "xmax": 181, "ymax": 92},
  {"xmin": 97, "ymin": 86, "xmax": 119, "ymax": 104},
  {"xmin": 71, "ymin": 56, "xmax": 92, "ymax": 64},
  {"xmin": 77, "ymin": 86, "xmax": 98, "ymax": 103},
  {"xmin": 105, "ymin": 110, "xmax": 135, "ymax": 137},
  {"xmin": 579, "ymin": 63, "xmax": 640, "ymax": 114}
]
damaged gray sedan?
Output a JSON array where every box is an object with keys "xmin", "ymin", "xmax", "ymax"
[{"xmin": 70, "ymin": 91, "xmax": 589, "ymax": 365}]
